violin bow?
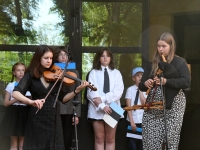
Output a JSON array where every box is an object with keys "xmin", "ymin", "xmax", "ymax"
[
  {"xmin": 52, "ymin": 61, "xmax": 69, "ymax": 108},
  {"xmin": 35, "ymin": 70, "xmax": 64, "ymax": 114}
]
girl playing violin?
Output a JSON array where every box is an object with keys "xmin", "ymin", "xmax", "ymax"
[{"xmin": 12, "ymin": 45, "xmax": 89, "ymax": 150}]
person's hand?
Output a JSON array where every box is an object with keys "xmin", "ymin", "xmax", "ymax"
[
  {"xmin": 154, "ymin": 76, "xmax": 166, "ymax": 85},
  {"xmin": 34, "ymin": 99, "xmax": 45, "ymax": 114},
  {"xmin": 75, "ymin": 80, "xmax": 89, "ymax": 93},
  {"xmin": 32, "ymin": 99, "xmax": 45, "ymax": 109},
  {"xmin": 154, "ymin": 76, "xmax": 160, "ymax": 85},
  {"xmin": 92, "ymin": 97, "xmax": 102, "ymax": 107},
  {"xmin": 103, "ymin": 106, "xmax": 112, "ymax": 114},
  {"xmin": 72, "ymin": 116, "xmax": 79, "ymax": 125},
  {"xmin": 131, "ymin": 123, "xmax": 137, "ymax": 132},
  {"xmin": 144, "ymin": 79, "xmax": 154, "ymax": 89}
]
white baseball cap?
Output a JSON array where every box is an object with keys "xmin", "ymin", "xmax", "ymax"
[{"xmin": 132, "ymin": 67, "xmax": 144, "ymax": 76}]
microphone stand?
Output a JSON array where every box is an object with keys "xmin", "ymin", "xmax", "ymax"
[
  {"xmin": 51, "ymin": 57, "xmax": 69, "ymax": 150},
  {"xmin": 71, "ymin": 100, "xmax": 80, "ymax": 150},
  {"xmin": 52, "ymin": 58, "xmax": 69, "ymax": 108},
  {"xmin": 159, "ymin": 73, "xmax": 170, "ymax": 150}
]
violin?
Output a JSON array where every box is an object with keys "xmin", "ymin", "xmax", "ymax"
[{"xmin": 43, "ymin": 65, "xmax": 97, "ymax": 91}]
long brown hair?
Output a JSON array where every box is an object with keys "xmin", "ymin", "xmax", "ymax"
[
  {"xmin": 92, "ymin": 47, "xmax": 115, "ymax": 70},
  {"xmin": 151, "ymin": 32, "xmax": 176, "ymax": 75},
  {"xmin": 11, "ymin": 62, "xmax": 26, "ymax": 82},
  {"xmin": 26, "ymin": 45, "xmax": 54, "ymax": 78}
]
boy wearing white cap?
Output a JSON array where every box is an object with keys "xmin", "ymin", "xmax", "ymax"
[{"xmin": 125, "ymin": 67, "xmax": 147, "ymax": 150}]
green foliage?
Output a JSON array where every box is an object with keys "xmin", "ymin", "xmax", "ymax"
[
  {"xmin": 82, "ymin": 2, "xmax": 142, "ymax": 47},
  {"xmin": 0, "ymin": 1, "xmax": 143, "ymax": 104},
  {"xmin": 51, "ymin": 1, "xmax": 142, "ymax": 47},
  {"xmin": 0, "ymin": 51, "xmax": 32, "ymax": 83},
  {"xmin": 0, "ymin": 0, "xmax": 41, "ymax": 44}
]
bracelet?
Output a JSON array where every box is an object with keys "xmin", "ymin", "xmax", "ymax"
[{"xmin": 74, "ymin": 89, "xmax": 79, "ymax": 95}]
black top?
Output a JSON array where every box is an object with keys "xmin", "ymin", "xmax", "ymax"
[
  {"xmin": 139, "ymin": 56, "xmax": 191, "ymax": 109},
  {"xmin": 14, "ymin": 72, "xmax": 66, "ymax": 150},
  {"xmin": 59, "ymin": 69, "xmax": 81, "ymax": 116}
]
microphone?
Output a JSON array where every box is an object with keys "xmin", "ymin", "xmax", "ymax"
[
  {"xmin": 72, "ymin": 100, "xmax": 81, "ymax": 106},
  {"xmin": 66, "ymin": 43, "xmax": 73, "ymax": 62},
  {"xmin": 67, "ymin": 52, "xmax": 72, "ymax": 61}
]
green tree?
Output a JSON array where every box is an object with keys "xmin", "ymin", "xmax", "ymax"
[
  {"xmin": 0, "ymin": 51, "xmax": 32, "ymax": 83},
  {"xmin": 82, "ymin": 2, "xmax": 142, "ymax": 47},
  {"xmin": 0, "ymin": 0, "xmax": 40, "ymax": 44}
]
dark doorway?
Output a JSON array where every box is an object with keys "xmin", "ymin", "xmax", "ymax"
[{"xmin": 174, "ymin": 13, "xmax": 200, "ymax": 150}]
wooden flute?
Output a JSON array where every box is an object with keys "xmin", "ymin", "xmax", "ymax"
[
  {"xmin": 123, "ymin": 101, "xmax": 163, "ymax": 111},
  {"xmin": 146, "ymin": 54, "xmax": 167, "ymax": 95}
]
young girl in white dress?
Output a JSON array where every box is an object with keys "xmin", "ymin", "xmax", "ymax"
[{"xmin": 0, "ymin": 62, "xmax": 31, "ymax": 150}]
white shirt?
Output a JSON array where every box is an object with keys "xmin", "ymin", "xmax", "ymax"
[
  {"xmin": 6, "ymin": 81, "xmax": 31, "ymax": 106},
  {"xmin": 87, "ymin": 66, "xmax": 124, "ymax": 119},
  {"xmin": 125, "ymin": 85, "xmax": 147, "ymax": 123}
]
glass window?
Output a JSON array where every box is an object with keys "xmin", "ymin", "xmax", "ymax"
[
  {"xmin": 82, "ymin": 52, "xmax": 142, "ymax": 105},
  {"xmin": 0, "ymin": 51, "xmax": 33, "ymax": 105},
  {"xmin": 0, "ymin": 0, "xmax": 68, "ymax": 45},
  {"xmin": 82, "ymin": 2, "xmax": 142, "ymax": 47}
]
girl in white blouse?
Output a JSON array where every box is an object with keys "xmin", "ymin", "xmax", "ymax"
[{"xmin": 87, "ymin": 48, "xmax": 124, "ymax": 150}]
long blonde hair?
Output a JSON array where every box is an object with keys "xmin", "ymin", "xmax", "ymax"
[{"xmin": 151, "ymin": 32, "xmax": 176, "ymax": 75}]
